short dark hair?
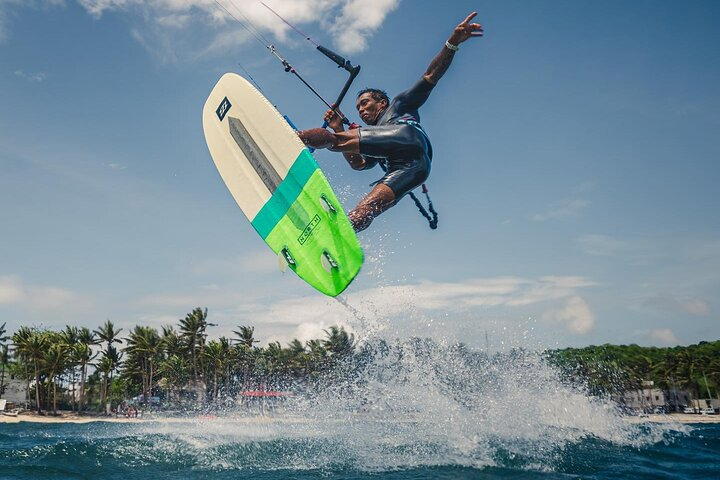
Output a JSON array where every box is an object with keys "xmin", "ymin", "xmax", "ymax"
[{"xmin": 357, "ymin": 88, "xmax": 389, "ymax": 105}]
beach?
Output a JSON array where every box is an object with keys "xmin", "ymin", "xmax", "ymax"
[
  {"xmin": 0, "ymin": 412, "xmax": 143, "ymax": 424},
  {"xmin": 2, "ymin": 411, "xmax": 720, "ymax": 425}
]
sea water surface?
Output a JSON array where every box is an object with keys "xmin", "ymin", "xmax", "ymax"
[{"xmin": 0, "ymin": 418, "xmax": 718, "ymax": 479}]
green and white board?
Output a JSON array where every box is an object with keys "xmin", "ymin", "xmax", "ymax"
[{"xmin": 202, "ymin": 73, "xmax": 363, "ymax": 297}]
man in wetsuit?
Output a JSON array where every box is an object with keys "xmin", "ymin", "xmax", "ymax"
[{"xmin": 298, "ymin": 12, "xmax": 483, "ymax": 232}]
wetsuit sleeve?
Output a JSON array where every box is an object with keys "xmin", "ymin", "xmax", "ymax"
[{"xmin": 393, "ymin": 77, "xmax": 435, "ymax": 112}]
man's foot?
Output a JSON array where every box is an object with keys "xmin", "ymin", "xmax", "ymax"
[{"xmin": 297, "ymin": 128, "xmax": 337, "ymax": 150}]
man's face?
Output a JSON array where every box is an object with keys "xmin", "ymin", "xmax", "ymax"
[{"xmin": 356, "ymin": 93, "xmax": 388, "ymax": 125}]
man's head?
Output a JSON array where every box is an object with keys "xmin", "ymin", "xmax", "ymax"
[{"xmin": 356, "ymin": 88, "xmax": 389, "ymax": 125}]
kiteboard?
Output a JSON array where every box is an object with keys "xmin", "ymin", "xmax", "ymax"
[{"xmin": 202, "ymin": 73, "xmax": 363, "ymax": 297}]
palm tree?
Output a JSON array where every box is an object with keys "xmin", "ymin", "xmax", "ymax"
[
  {"xmin": 75, "ymin": 328, "xmax": 97, "ymax": 412},
  {"xmin": 0, "ymin": 323, "xmax": 9, "ymax": 399},
  {"xmin": 233, "ymin": 326, "xmax": 258, "ymax": 349},
  {"xmin": 161, "ymin": 326, "xmax": 184, "ymax": 357},
  {"xmin": 179, "ymin": 308, "xmax": 210, "ymax": 384},
  {"xmin": 11, "ymin": 326, "xmax": 33, "ymax": 409},
  {"xmin": 287, "ymin": 339, "xmax": 308, "ymax": 378},
  {"xmin": 96, "ymin": 356, "xmax": 113, "ymax": 414},
  {"xmin": 233, "ymin": 325, "xmax": 259, "ymax": 393},
  {"xmin": 0, "ymin": 322, "xmax": 9, "ymax": 350},
  {"xmin": 98, "ymin": 345, "xmax": 123, "ymax": 413},
  {"xmin": 158, "ymin": 355, "xmax": 190, "ymax": 403},
  {"xmin": 323, "ymin": 326, "xmax": 355, "ymax": 358},
  {"xmin": 60, "ymin": 326, "xmax": 80, "ymax": 411},
  {"xmin": 676, "ymin": 349, "xmax": 701, "ymax": 400},
  {"xmin": 94, "ymin": 320, "xmax": 123, "ymax": 351},
  {"xmin": 204, "ymin": 340, "xmax": 227, "ymax": 402},
  {"xmin": 124, "ymin": 326, "xmax": 161, "ymax": 408},
  {"xmin": 73, "ymin": 342, "xmax": 96, "ymax": 412},
  {"xmin": 0, "ymin": 344, "xmax": 10, "ymax": 399},
  {"xmin": 14, "ymin": 331, "xmax": 48, "ymax": 413},
  {"xmin": 306, "ymin": 339, "xmax": 328, "ymax": 378},
  {"xmin": 43, "ymin": 339, "xmax": 69, "ymax": 415}
]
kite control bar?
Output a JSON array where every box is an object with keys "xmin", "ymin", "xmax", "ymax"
[{"xmin": 261, "ymin": 2, "xmax": 360, "ymax": 127}]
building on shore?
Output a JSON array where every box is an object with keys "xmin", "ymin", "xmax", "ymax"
[
  {"xmin": 664, "ymin": 389, "xmax": 694, "ymax": 412},
  {"xmin": 615, "ymin": 388, "xmax": 666, "ymax": 412},
  {"xmin": 1, "ymin": 377, "xmax": 27, "ymax": 407}
]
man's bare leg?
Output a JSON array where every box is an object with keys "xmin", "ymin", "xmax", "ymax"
[
  {"xmin": 349, "ymin": 183, "xmax": 396, "ymax": 232},
  {"xmin": 298, "ymin": 127, "xmax": 393, "ymax": 231}
]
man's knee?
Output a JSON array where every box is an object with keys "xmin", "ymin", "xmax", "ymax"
[
  {"xmin": 348, "ymin": 184, "xmax": 396, "ymax": 232},
  {"xmin": 348, "ymin": 207, "xmax": 374, "ymax": 232}
]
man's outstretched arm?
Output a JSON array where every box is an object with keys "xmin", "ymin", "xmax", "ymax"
[{"xmin": 424, "ymin": 11, "xmax": 484, "ymax": 85}]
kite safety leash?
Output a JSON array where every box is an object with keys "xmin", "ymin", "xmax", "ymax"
[
  {"xmin": 377, "ymin": 162, "xmax": 439, "ymax": 230},
  {"xmin": 409, "ymin": 185, "xmax": 439, "ymax": 230}
]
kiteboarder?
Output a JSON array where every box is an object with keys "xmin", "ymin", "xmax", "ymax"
[{"xmin": 298, "ymin": 12, "xmax": 483, "ymax": 232}]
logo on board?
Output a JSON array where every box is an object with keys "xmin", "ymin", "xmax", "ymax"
[
  {"xmin": 216, "ymin": 97, "xmax": 232, "ymax": 121},
  {"xmin": 298, "ymin": 215, "xmax": 321, "ymax": 245}
]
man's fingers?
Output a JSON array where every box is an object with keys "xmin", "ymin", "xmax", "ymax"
[
  {"xmin": 461, "ymin": 11, "xmax": 477, "ymax": 26},
  {"xmin": 470, "ymin": 24, "xmax": 484, "ymax": 36}
]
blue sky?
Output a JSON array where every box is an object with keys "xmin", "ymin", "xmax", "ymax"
[{"xmin": 1, "ymin": 0, "xmax": 718, "ymax": 350}]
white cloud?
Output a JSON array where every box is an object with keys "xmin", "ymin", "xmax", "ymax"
[
  {"xmin": 72, "ymin": 0, "xmax": 399, "ymax": 57},
  {"xmin": 186, "ymin": 275, "xmax": 599, "ymax": 342},
  {"xmin": 76, "ymin": 0, "xmax": 126, "ymax": 18},
  {"xmin": 648, "ymin": 328, "xmax": 679, "ymax": 345},
  {"xmin": 0, "ymin": 276, "xmax": 24, "ymax": 304},
  {"xmin": 14, "ymin": 70, "xmax": 47, "ymax": 83},
  {"xmin": 190, "ymin": 250, "xmax": 278, "ymax": 278},
  {"xmin": 682, "ymin": 299, "xmax": 710, "ymax": 316},
  {"xmin": 0, "ymin": 275, "xmax": 89, "ymax": 312},
  {"xmin": 532, "ymin": 198, "xmax": 589, "ymax": 222},
  {"xmin": 542, "ymin": 295, "xmax": 595, "ymax": 335},
  {"xmin": 328, "ymin": 0, "xmax": 400, "ymax": 54},
  {"xmin": 2, "ymin": 273, "xmax": 597, "ymax": 346},
  {"xmin": 641, "ymin": 295, "xmax": 711, "ymax": 318}
]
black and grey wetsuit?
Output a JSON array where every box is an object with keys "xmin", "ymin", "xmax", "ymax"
[{"xmin": 358, "ymin": 78, "xmax": 435, "ymax": 199}]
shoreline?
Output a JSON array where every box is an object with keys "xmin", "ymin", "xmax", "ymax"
[{"xmin": 2, "ymin": 411, "xmax": 719, "ymax": 425}]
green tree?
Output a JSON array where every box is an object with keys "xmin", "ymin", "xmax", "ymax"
[
  {"xmin": 0, "ymin": 344, "xmax": 10, "ymax": 399},
  {"xmin": 158, "ymin": 355, "xmax": 190, "ymax": 403},
  {"xmin": 13, "ymin": 330, "xmax": 48, "ymax": 413},
  {"xmin": 204, "ymin": 339, "xmax": 230, "ymax": 402},
  {"xmin": 124, "ymin": 326, "xmax": 161, "ymax": 408},
  {"xmin": 0, "ymin": 323, "xmax": 9, "ymax": 399},
  {"xmin": 323, "ymin": 326, "xmax": 355, "ymax": 358},
  {"xmin": 98, "ymin": 345, "xmax": 122, "ymax": 413},
  {"xmin": 179, "ymin": 308, "xmax": 211, "ymax": 385},
  {"xmin": 43, "ymin": 337, "xmax": 69, "ymax": 415},
  {"xmin": 61, "ymin": 326, "xmax": 80, "ymax": 411},
  {"xmin": 233, "ymin": 326, "xmax": 258, "ymax": 392},
  {"xmin": 94, "ymin": 320, "xmax": 123, "ymax": 351}
]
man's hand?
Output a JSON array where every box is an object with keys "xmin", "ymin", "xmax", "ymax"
[
  {"xmin": 448, "ymin": 11, "xmax": 484, "ymax": 46},
  {"xmin": 323, "ymin": 108, "xmax": 345, "ymax": 132}
]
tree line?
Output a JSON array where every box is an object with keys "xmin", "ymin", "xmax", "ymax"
[
  {"xmin": 547, "ymin": 340, "xmax": 720, "ymax": 400},
  {"xmin": 2, "ymin": 312, "xmax": 719, "ymax": 415},
  {"xmin": 0, "ymin": 308, "xmax": 355, "ymax": 415}
]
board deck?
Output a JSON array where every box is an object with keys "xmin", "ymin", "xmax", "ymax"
[{"xmin": 202, "ymin": 73, "xmax": 363, "ymax": 296}]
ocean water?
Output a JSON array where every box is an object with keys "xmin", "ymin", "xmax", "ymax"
[{"xmin": 0, "ymin": 419, "xmax": 718, "ymax": 479}]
